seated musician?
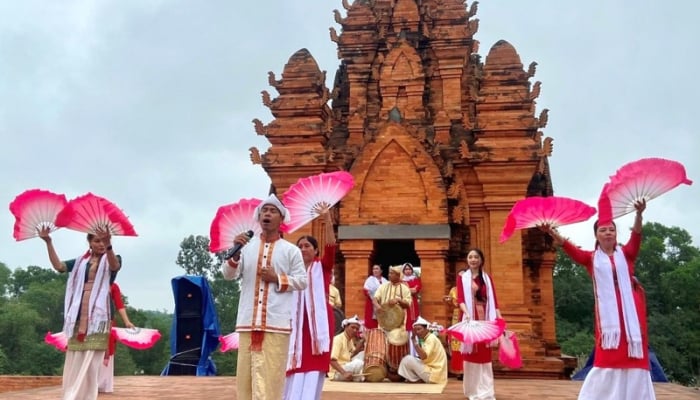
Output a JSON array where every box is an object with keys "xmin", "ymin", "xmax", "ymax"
[
  {"xmin": 397, "ymin": 316, "xmax": 448, "ymax": 384},
  {"xmin": 329, "ymin": 315, "xmax": 365, "ymax": 381}
]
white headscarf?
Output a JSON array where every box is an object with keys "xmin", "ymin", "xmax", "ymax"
[{"xmin": 253, "ymin": 194, "xmax": 291, "ymax": 224}]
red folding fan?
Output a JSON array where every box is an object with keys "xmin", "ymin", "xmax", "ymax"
[
  {"xmin": 9, "ymin": 189, "xmax": 67, "ymax": 241},
  {"xmin": 44, "ymin": 331, "xmax": 68, "ymax": 352},
  {"xmin": 112, "ymin": 327, "xmax": 161, "ymax": 350},
  {"xmin": 281, "ymin": 171, "xmax": 355, "ymax": 233},
  {"xmin": 604, "ymin": 157, "xmax": 693, "ymax": 218},
  {"xmin": 219, "ymin": 332, "xmax": 240, "ymax": 352},
  {"xmin": 209, "ymin": 198, "xmax": 263, "ymax": 253},
  {"xmin": 54, "ymin": 193, "xmax": 137, "ymax": 236},
  {"xmin": 445, "ymin": 318, "xmax": 506, "ymax": 345},
  {"xmin": 499, "ymin": 196, "xmax": 596, "ymax": 243}
]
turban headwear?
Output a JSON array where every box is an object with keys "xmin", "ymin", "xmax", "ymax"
[
  {"xmin": 254, "ymin": 194, "xmax": 291, "ymax": 224},
  {"xmin": 342, "ymin": 315, "xmax": 361, "ymax": 328}
]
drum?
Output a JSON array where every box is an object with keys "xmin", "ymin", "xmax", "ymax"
[
  {"xmin": 333, "ymin": 307, "xmax": 344, "ymax": 335},
  {"xmin": 376, "ymin": 303, "xmax": 404, "ymax": 330},
  {"xmin": 362, "ymin": 328, "xmax": 387, "ymax": 382},
  {"xmin": 385, "ymin": 328, "xmax": 410, "ymax": 372}
]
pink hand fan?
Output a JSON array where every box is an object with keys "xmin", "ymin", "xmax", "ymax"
[
  {"xmin": 55, "ymin": 193, "xmax": 137, "ymax": 236},
  {"xmin": 499, "ymin": 196, "xmax": 596, "ymax": 243},
  {"xmin": 9, "ymin": 189, "xmax": 67, "ymax": 241},
  {"xmin": 209, "ymin": 198, "xmax": 263, "ymax": 253},
  {"xmin": 445, "ymin": 318, "xmax": 506, "ymax": 345},
  {"xmin": 604, "ymin": 157, "xmax": 693, "ymax": 218},
  {"xmin": 44, "ymin": 331, "xmax": 68, "ymax": 352},
  {"xmin": 281, "ymin": 171, "xmax": 355, "ymax": 233},
  {"xmin": 219, "ymin": 332, "xmax": 240, "ymax": 352},
  {"xmin": 112, "ymin": 327, "xmax": 161, "ymax": 350},
  {"xmin": 498, "ymin": 330, "xmax": 523, "ymax": 369}
]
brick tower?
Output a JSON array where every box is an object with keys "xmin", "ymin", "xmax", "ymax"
[{"xmin": 248, "ymin": 0, "xmax": 574, "ymax": 378}]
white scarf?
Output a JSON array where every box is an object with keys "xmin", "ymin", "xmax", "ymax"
[
  {"xmin": 63, "ymin": 253, "xmax": 112, "ymax": 339},
  {"xmin": 460, "ymin": 269, "xmax": 497, "ymax": 354},
  {"xmin": 363, "ymin": 275, "xmax": 386, "ymax": 296},
  {"xmin": 287, "ymin": 258, "xmax": 330, "ymax": 370},
  {"xmin": 593, "ymin": 247, "xmax": 643, "ymax": 358}
]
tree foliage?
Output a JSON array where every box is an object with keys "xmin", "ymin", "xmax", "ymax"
[{"xmin": 554, "ymin": 222, "xmax": 700, "ymax": 385}]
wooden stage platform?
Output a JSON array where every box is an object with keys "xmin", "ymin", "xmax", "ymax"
[{"xmin": 1, "ymin": 376, "xmax": 698, "ymax": 399}]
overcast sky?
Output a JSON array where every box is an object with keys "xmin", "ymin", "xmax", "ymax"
[{"xmin": 1, "ymin": 1, "xmax": 697, "ymax": 312}]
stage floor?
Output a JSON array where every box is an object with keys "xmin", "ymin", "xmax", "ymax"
[{"xmin": 1, "ymin": 376, "xmax": 698, "ymax": 399}]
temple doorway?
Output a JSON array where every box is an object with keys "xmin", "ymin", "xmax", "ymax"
[{"xmin": 372, "ymin": 239, "xmax": 419, "ymax": 277}]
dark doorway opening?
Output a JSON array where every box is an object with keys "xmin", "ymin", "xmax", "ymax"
[{"xmin": 372, "ymin": 239, "xmax": 419, "ymax": 277}]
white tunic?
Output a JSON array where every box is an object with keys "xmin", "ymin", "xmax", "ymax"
[{"xmin": 222, "ymin": 236, "xmax": 307, "ymax": 333}]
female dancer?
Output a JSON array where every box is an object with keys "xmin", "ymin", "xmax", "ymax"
[
  {"xmin": 39, "ymin": 227, "xmax": 122, "ymax": 400},
  {"xmin": 402, "ymin": 262, "xmax": 422, "ymax": 330},
  {"xmin": 284, "ymin": 204, "xmax": 336, "ymax": 400},
  {"xmin": 458, "ymin": 248, "xmax": 502, "ymax": 400},
  {"xmin": 543, "ymin": 199, "xmax": 655, "ymax": 400}
]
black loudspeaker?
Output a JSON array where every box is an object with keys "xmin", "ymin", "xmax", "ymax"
[
  {"xmin": 175, "ymin": 280, "xmax": 203, "ymax": 356},
  {"xmin": 176, "ymin": 280, "xmax": 202, "ymax": 317}
]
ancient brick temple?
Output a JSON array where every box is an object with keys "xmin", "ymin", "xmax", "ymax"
[{"xmin": 248, "ymin": 0, "xmax": 575, "ymax": 378}]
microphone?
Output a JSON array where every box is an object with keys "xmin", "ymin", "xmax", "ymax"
[{"xmin": 224, "ymin": 230, "xmax": 254, "ymax": 260}]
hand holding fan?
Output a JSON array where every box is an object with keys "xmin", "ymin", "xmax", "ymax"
[
  {"xmin": 281, "ymin": 171, "xmax": 355, "ymax": 233},
  {"xmin": 209, "ymin": 198, "xmax": 263, "ymax": 253},
  {"xmin": 499, "ymin": 196, "xmax": 596, "ymax": 243},
  {"xmin": 9, "ymin": 189, "xmax": 67, "ymax": 241},
  {"xmin": 219, "ymin": 332, "xmax": 240, "ymax": 352},
  {"xmin": 445, "ymin": 318, "xmax": 506, "ymax": 345},
  {"xmin": 604, "ymin": 157, "xmax": 693, "ymax": 218},
  {"xmin": 44, "ymin": 331, "xmax": 68, "ymax": 352},
  {"xmin": 55, "ymin": 193, "xmax": 137, "ymax": 236},
  {"xmin": 112, "ymin": 327, "xmax": 161, "ymax": 350}
]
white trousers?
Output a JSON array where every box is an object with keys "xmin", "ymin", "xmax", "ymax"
[
  {"xmin": 397, "ymin": 355, "xmax": 431, "ymax": 383},
  {"xmin": 283, "ymin": 371, "xmax": 325, "ymax": 400},
  {"xmin": 62, "ymin": 350, "xmax": 104, "ymax": 400},
  {"xmin": 97, "ymin": 354, "xmax": 114, "ymax": 393},
  {"xmin": 332, "ymin": 357, "xmax": 365, "ymax": 382},
  {"xmin": 463, "ymin": 361, "xmax": 495, "ymax": 400},
  {"xmin": 579, "ymin": 367, "xmax": 656, "ymax": 400}
]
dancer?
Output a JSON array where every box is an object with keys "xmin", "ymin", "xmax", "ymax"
[
  {"xmin": 284, "ymin": 204, "xmax": 336, "ymax": 400},
  {"xmin": 362, "ymin": 264, "xmax": 386, "ymax": 329},
  {"xmin": 222, "ymin": 194, "xmax": 307, "ymax": 400},
  {"xmin": 402, "ymin": 263, "xmax": 422, "ymax": 330},
  {"xmin": 98, "ymin": 282, "xmax": 135, "ymax": 393},
  {"xmin": 39, "ymin": 227, "xmax": 121, "ymax": 400},
  {"xmin": 458, "ymin": 248, "xmax": 502, "ymax": 400},
  {"xmin": 542, "ymin": 199, "xmax": 655, "ymax": 400}
]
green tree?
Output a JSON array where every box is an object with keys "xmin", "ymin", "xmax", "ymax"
[
  {"xmin": 176, "ymin": 235, "xmax": 217, "ymax": 279},
  {"xmin": 553, "ymin": 249, "xmax": 594, "ymax": 355},
  {"xmin": 0, "ymin": 262, "xmax": 11, "ymax": 301},
  {"xmin": 9, "ymin": 265, "xmax": 65, "ymax": 297}
]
